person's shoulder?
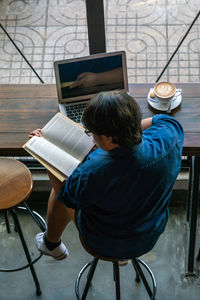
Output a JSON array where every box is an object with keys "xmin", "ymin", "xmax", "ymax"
[
  {"xmin": 78, "ymin": 148, "xmax": 110, "ymax": 172},
  {"xmin": 152, "ymin": 114, "xmax": 182, "ymax": 127},
  {"xmin": 152, "ymin": 114, "xmax": 184, "ymax": 136},
  {"xmin": 86, "ymin": 148, "xmax": 108, "ymax": 161},
  {"xmin": 142, "ymin": 114, "xmax": 184, "ymax": 151}
]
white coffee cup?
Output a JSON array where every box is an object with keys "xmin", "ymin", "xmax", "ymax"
[{"xmin": 154, "ymin": 81, "xmax": 176, "ymax": 103}]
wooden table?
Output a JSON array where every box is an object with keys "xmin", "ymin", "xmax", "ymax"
[
  {"xmin": 0, "ymin": 83, "xmax": 199, "ymax": 274},
  {"xmin": 0, "ymin": 84, "xmax": 58, "ymax": 156}
]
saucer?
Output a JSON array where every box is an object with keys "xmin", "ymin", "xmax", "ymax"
[{"xmin": 147, "ymin": 89, "xmax": 182, "ymax": 112}]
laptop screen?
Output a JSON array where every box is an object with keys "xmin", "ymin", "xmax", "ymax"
[{"xmin": 54, "ymin": 51, "xmax": 128, "ymax": 104}]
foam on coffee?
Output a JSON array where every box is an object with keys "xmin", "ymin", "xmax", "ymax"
[{"xmin": 154, "ymin": 82, "xmax": 176, "ymax": 99}]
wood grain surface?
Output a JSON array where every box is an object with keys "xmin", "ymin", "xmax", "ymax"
[
  {"xmin": 0, "ymin": 158, "xmax": 33, "ymax": 210},
  {"xmin": 0, "ymin": 83, "xmax": 199, "ymax": 155}
]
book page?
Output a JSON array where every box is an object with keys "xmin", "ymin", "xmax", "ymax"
[
  {"xmin": 24, "ymin": 147, "xmax": 67, "ymax": 182},
  {"xmin": 25, "ymin": 136, "xmax": 80, "ymax": 177},
  {"xmin": 42, "ymin": 113, "xmax": 94, "ymax": 161}
]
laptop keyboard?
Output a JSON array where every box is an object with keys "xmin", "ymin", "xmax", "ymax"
[{"xmin": 65, "ymin": 102, "xmax": 87, "ymax": 123}]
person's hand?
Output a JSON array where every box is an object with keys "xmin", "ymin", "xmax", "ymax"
[
  {"xmin": 69, "ymin": 72, "xmax": 97, "ymax": 89},
  {"xmin": 29, "ymin": 129, "xmax": 42, "ymax": 139},
  {"xmin": 47, "ymin": 170, "xmax": 66, "ymax": 193}
]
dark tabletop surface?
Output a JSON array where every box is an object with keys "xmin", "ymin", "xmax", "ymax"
[{"xmin": 0, "ymin": 83, "xmax": 199, "ymax": 156}]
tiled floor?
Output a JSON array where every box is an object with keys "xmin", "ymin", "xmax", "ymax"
[{"xmin": 0, "ymin": 0, "xmax": 199, "ymax": 84}]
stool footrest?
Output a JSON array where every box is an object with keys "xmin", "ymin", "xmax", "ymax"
[
  {"xmin": 75, "ymin": 256, "xmax": 157, "ymax": 300},
  {"xmin": 0, "ymin": 205, "xmax": 47, "ymax": 296}
]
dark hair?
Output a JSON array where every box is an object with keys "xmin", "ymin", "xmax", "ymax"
[{"xmin": 82, "ymin": 91, "xmax": 142, "ymax": 147}]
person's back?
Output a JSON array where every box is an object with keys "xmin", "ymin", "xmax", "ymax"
[{"xmin": 58, "ymin": 91, "xmax": 184, "ymax": 258}]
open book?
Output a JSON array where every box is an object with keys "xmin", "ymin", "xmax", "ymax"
[{"xmin": 23, "ymin": 113, "xmax": 94, "ymax": 181}]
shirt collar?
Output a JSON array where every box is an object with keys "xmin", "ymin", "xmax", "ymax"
[{"xmin": 108, "ymin": 142, "xmax": 142, "ymax": 157}]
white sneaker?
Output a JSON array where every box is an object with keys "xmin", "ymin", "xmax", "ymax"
[{"xmin": 35, "ymin": 232, "xmax": 69, "ymax": 260}]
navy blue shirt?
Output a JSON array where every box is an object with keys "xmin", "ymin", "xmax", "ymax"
[{"xmin": 58, "ymin": 115, "xmax": 184, "ymax": 258}]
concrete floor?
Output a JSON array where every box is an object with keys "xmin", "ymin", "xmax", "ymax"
[{"xmin": 0, "ymin": 195, "xmax": 200, "ymax": 300}]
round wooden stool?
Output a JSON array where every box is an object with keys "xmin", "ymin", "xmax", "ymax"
[
  {"xmin": 0, "ymin": 158, "xmax": 47, "ymax": 296},
  {"xmin": 75, "ymin": 237, "xmax": 156, "ymax": 300}
]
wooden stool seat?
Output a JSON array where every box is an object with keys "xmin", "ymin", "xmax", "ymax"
[{"xmin": 0, "ymin": 158, "xmax": 33, "ymax": 210}]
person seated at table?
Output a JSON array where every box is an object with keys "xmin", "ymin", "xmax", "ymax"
[{"xmin": 29, "ymin": 91, "xmax": 184, "ymax": 260}]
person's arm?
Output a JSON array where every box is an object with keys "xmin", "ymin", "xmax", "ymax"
[
  {"xmin": 47, "ymin": 170, "xmax": 66, "ymax": 194},
  {"xmin": 141, "ymin": 117, "xmax": 153, "ymax": 131}
]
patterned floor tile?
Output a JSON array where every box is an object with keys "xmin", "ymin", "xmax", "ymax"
[{"xmin": 0, "ymin": 0, "xmax": 199, "ymax": 84}]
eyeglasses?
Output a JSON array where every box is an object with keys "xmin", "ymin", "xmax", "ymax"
[{"xmin": 85, "ymin": 129, "xmax": 93, "ymax": 137}]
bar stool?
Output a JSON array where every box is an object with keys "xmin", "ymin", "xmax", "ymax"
[
  {"xmin": 0, "ymin": 158, "xmax": 47, "ymax": 296},
  {"xmin": 75, "ymin": 237, "xmax": 156, "ymax": 300}
]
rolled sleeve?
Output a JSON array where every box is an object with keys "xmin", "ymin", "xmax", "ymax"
[
  {"xmin": 56, "ymin": 171, "xmax": 86, "ymax": 209},
  {"xmin": 56, "ymin": 158, "xmax": 99, "ymax": 209},
  {"xmin": 152, "ymin": 114, "xmax": 184, "ymax": 144},
  {"xmin": 56, "ymin": 185, "xmax": 76, "ymax": 209}
]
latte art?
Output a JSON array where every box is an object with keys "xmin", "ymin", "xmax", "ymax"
[
  {"xmin": 157, "ymin": 85, "xmax": 172, "ymax": 95},
  {"xmin": 154, "ymin": 82, "xmax": 176, "ymax": 99}
]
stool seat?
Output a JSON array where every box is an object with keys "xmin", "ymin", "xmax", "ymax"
[
  {"xmin": 0, "ymin": 158, "xmax": 33, "ymax": 210},
  {"xmin": 80, "ymin": 236, "xmax": 127, "ymax": 262}
]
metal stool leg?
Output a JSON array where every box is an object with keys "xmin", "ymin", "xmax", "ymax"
[
  {"xmin": 82, "ymin": 258, "xmax": 98, "ymax": 299},
  {"xmin": 132, "ymin": 258, "xmax": 156, "ymax": 300},
  {"xmin": 75, "ymin": 258, "xmax": 98, "ymax": 300},
  {"xmin": 4, "ymin": 211, "xmax": 11, "ymax": 233},
  {"xmin": 9, "ymin": 210, "xmax": 18, "ymax": 232},
  {"xmin": 10, "ymin": 209, "xmax": 41, "ymax": 296},
  {"xmin": 186, "ymin": 156, "xmax": 193, "ymax": 222},
  {"xmin": 113, "ymin": 262, "xmax": 121, "ymax": 300},
  {"xmin": 131, "ymin": 259, "xmax": 141, "ymax": 283},
  {"xmin": 197, "ymin": 249, "xmax": 200, "ymax": 261},
  {"xmin": 22, "ymin": 202, "xmax": 47, "ymax": 232}
]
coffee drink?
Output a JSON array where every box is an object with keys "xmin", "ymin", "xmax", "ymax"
[{"xmin": 154, "ymin": 82, "xmax": 176, "ymax": 101}]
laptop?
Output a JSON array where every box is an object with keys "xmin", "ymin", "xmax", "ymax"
[{"xmin": 54, "ymin": 51, "xmax": 128, "ymax": 123}]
